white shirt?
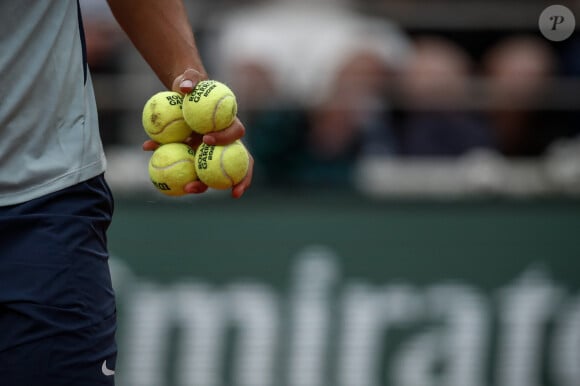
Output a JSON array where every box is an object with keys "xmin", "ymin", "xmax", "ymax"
[{"xmin": 0, "ymin": 0, "xmax": 106, "ymax": 206}]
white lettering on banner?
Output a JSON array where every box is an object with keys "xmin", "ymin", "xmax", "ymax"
[
  {"xmin": 225, "ymin": 284, "xmax": 279, "ymax": 386},
  {"xmin": 173, "ymin": 283, "xmax": 225, "ymax": 386},
  {"xmin": 393, "ymin": 285, "xmax": 489, "ymax": 386},
  {"xmin": 552, "ymin": 295, "xmax": 580, "ymax": 386},
  {"xmin": 288, "ymin": 247, "xmax": 338, "ymax": 386},
  {"xmin": 431, "ymin": 285, "xmax": 489, "ymax": 386},
  {"xmin": 119, "ymin": 281, "xmax": 279, "ymax": 386},
  {"xmin": 110, "ymin": 248, "xmax": 580, "ymax": 386},
  {"xmin": 338, "ymin": 284, "xmax": 420, "ymax": 386},
  {"xmin": 496, "ymin": 267, "xmax": 563, "ymax": 386}
]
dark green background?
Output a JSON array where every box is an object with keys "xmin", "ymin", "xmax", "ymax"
[
  {"xmin": 109, "ymin": 193, "xmax": 580, "ymax": 287},
  {"xmin": 108, "ymin": 192, "xmax": 580, "ymax": 386}
]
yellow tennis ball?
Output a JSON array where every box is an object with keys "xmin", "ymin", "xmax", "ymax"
[
  {"xmin": 142, "ymin": 91, "xmax": 192, "ymax": 143},
  {"xmin": 148, "ymin": 143, "xmax": 197, "ymax": 196},
  {"xmin": 195, "ymin": 140, "xmax": 249, "ymax": 189},
  {"xmin": 182, "ymin": 80, "xmax": 238, "ymax": 134}
]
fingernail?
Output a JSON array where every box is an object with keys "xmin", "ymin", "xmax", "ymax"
[{"xmin": 180, "ymin": 79, "xmax": 194, "ymax": 89}]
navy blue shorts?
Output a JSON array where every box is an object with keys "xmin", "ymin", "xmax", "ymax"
[{"xmin": 0, "ymin": 174, "xmax": 117, "ymax": 386}]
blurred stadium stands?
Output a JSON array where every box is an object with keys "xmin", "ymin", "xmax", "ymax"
[{"xmin": 82, "ymin": 0, "xmax": 580, "ymax": 197}]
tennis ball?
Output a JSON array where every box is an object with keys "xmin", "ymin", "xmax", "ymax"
[
  {"xmin": 142, "ymin": 91, "xmax": 192, "ymax": 143},
  {"xmin": 182, "ymin": 80, "xmax": 237, "ymax": 134},
  {"xmin": 148, "ymin": 143, "xmax": 197, "ymax": 196},
  {"xmin": 195, "ymin": 140, "xmax": 249, "ymax": 189}
]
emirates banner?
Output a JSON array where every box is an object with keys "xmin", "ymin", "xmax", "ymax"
[{"xmin": 108, "ymin": 194, "xmax": 580, "ymax": 386}]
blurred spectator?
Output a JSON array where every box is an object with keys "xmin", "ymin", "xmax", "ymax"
[
  {"xmin": 397, "ymin": 36, "xmax": 494, "ymax": 156},
  {"xmin": 482, "ymin": 35, "xmax": 571, "ymax": 157},
  {"xmin": 210, "ymin": 1, "xmax": 410, "ymax": 188},
  {"xmin": 80, "ymin": 0, "xmax": 127, "ymax": 146},
  {"xmin": 557, "ymin": 34, "xmax": 580, "ymax": 141},
  {"xmin": 292, "ymin": 46, "xmax": 400, "ymax": 188}
]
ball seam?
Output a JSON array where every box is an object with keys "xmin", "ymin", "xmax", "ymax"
[
  {"xmin": 219, "ymin": 144, "xmax": 235, "ymax": 186},
  {"xmin": 212, "ymin": 95, "xmax": 233, "ymax": 131},
  {"xmin": 150, "ymin": 158, "xmax": 195, "ymax": 171}
]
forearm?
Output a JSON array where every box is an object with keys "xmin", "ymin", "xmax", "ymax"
[{"xmin": 107, "ymin": 0, "xmax": 207, "ymax": 89}]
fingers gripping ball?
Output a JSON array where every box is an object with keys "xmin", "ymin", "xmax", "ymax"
[
  {"xmin": 148, "ymin": 143, "xmax": 197, "ymax": 196},
  {"xmin": 142, "ymin": 91, "xmax": 192, "ymax": 143},
  {"xmin": 195, "ymin": 140, "xmax": 249, "ymax": 189},
  {"xmin": 183, "ymin": 80, "xmax": 238, "ymax": 134}
]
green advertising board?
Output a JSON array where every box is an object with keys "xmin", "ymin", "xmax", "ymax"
[{"xmin": 108, "ymin": 193, "xmax": 580, "ymax": 386}]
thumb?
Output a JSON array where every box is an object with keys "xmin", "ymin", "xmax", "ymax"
[{"xmin": 172, "ymin": 68, "xmax": 207, "ymax": 94}]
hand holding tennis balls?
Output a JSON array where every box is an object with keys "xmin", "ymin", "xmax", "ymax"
[{"xmin": 142, "ymin": 73, "xmax": 252, "ymax": 198}]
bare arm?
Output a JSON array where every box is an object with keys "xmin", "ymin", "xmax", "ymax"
[
  {"xmin": 106, "ymin": 0, "xmax": 253, "ymax": 198},
  {"xmin": 106, "ymin": 0, "xmax": 207, "ymax": 90}
]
